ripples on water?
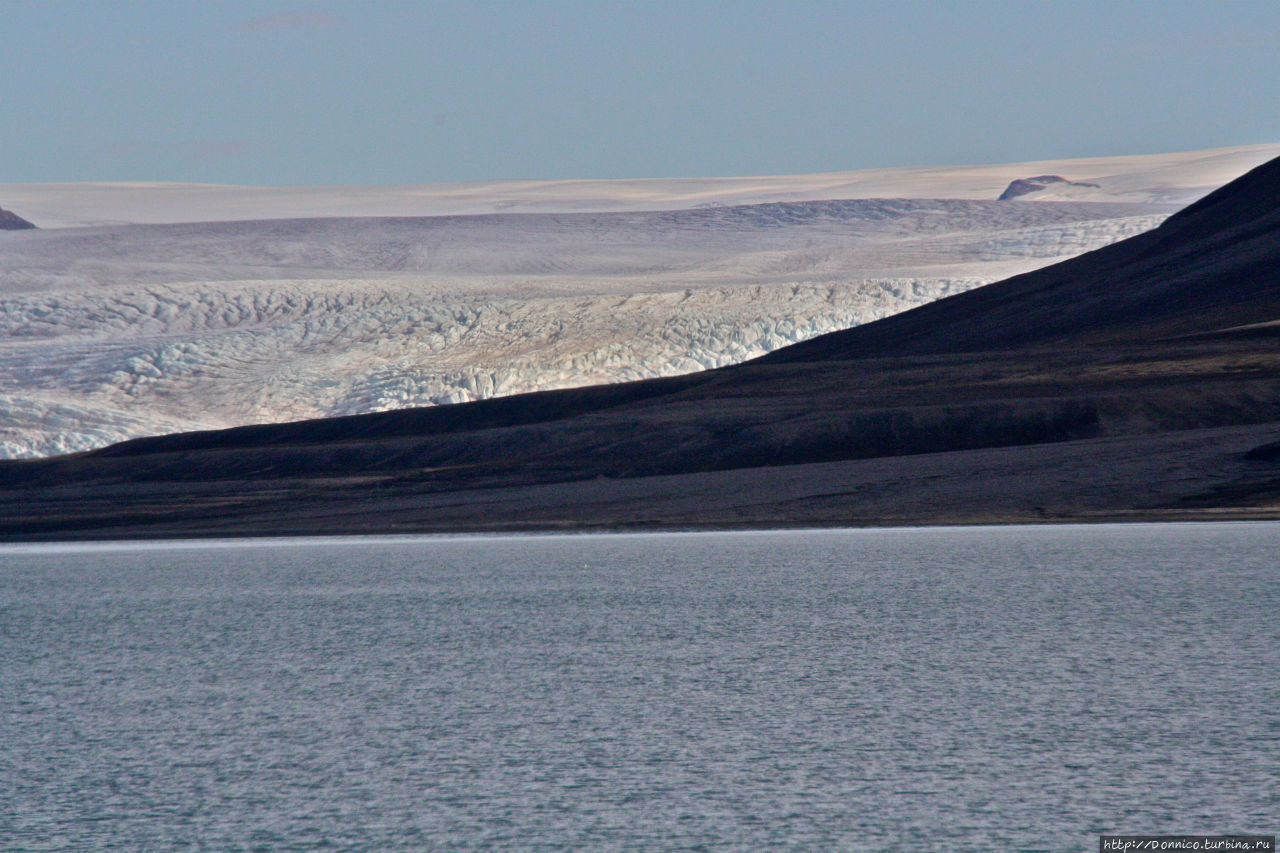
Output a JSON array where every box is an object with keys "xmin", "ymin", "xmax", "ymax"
[{"xmin": 2, "ymin": 524, "xmax": 1277, "ymax": 851}]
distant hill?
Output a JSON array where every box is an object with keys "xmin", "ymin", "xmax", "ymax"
[
  {"xmin": 998, "ymin": 175, "xmax": 1100, "ymax": 200},
  {"xmin": 0, "ymin": 207, "xmax": 35, "ymax": 230}
]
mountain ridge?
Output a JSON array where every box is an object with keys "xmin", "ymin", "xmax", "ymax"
[{"xmin": 762, "ymin": 155, "xmax": 1280, "ymax": 360}]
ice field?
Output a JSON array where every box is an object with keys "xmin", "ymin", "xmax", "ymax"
[{"xmin": 2, "ymin": 145, "xmax": 1276, "ymax": 458}]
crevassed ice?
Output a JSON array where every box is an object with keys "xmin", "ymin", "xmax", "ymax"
[{"xmin": 0, "ymin": 201, "xmax": 1171, "ymax": 458}]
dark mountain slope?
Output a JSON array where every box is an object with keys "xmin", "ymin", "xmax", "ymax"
[
  {"xmin": 0, "ymin": 206, "xmax": 36, "ymax": 230},
  {"xmin": 3, "ymin": 155, "xmax": 1280, "ymax": 538},
  {"xmin": 765, "ymin": 155, "xmax": 1280, "ymax": 360}
]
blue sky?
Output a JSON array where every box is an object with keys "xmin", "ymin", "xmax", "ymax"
[{"xmin": 3, "ymin": 0, "xmax": 1279, "ymax": 184}]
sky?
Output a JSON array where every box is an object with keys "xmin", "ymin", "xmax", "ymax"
[{"xmin": 3, "ymin": 0, "xmax": 1279, "ymax": 185}]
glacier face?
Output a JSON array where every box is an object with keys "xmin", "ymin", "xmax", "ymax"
[{"xmin": 0, "ymin": 197, "xmax": 1177, "ymax": 458}]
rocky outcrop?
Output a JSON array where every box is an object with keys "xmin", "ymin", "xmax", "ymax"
[
  {"xmin": 0, "ymin": 207, "xmax": 36, "ymax": 230},
  {"xmin": 999, "ymin": 175, "xmax": 1101, "ymax": 200}
]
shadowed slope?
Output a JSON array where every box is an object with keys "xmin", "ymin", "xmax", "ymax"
[
  {"xmin": 0, "ymin": 207, "xmax": 36, "ymax": 229},
  {"xmin": 764, "ymin": 155, "xmax": 1280, "ymax": 360}
]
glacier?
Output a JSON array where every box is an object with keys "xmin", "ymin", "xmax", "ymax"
[{"xmin": 3, "ymin": 145, "xmax": 1278, "ymax": 458}]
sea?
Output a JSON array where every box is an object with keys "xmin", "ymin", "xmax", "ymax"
[{"xmin": 2, "ymin": 523, "xmax": 1277, "ymax": 852}]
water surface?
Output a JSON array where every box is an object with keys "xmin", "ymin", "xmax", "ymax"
[{"xmin": 2, "ymin": 524, "xmax": 1277, "ymax": 851}]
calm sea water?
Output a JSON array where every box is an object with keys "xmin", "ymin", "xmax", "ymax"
[{"xmin": 2, "ymin": 524, "xmax": 1277, "ymax": 852}]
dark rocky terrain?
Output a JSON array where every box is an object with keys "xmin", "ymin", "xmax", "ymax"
[
  {"xmin": 3, "ymin": 156, "xmax": 1280, "ymax": 539},
  {"xmin": 0, "ymin": 207, "xmax": 35, "ymax": 229},
  {"xmin": 998, "ymin": 175, "xmax": 1101, "ymax": 199}
]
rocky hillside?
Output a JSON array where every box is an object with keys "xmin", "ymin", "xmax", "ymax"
[{"xmin": 0, "ymin": 207, "xmax": 35, "ymax": 230}]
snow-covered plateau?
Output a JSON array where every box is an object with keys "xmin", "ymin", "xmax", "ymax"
[{"xmin": 2, "ymin": 145, "xmax": 1278, "ymax": 458}]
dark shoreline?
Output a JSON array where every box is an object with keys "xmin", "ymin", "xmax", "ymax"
[
  {"xmin": 4, "ymin": 419, "xmax": 1278, "ymax": 543},
  {"xmin": 6, "ymin": 512, "xmax": 1280, "ymax": 547}
]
